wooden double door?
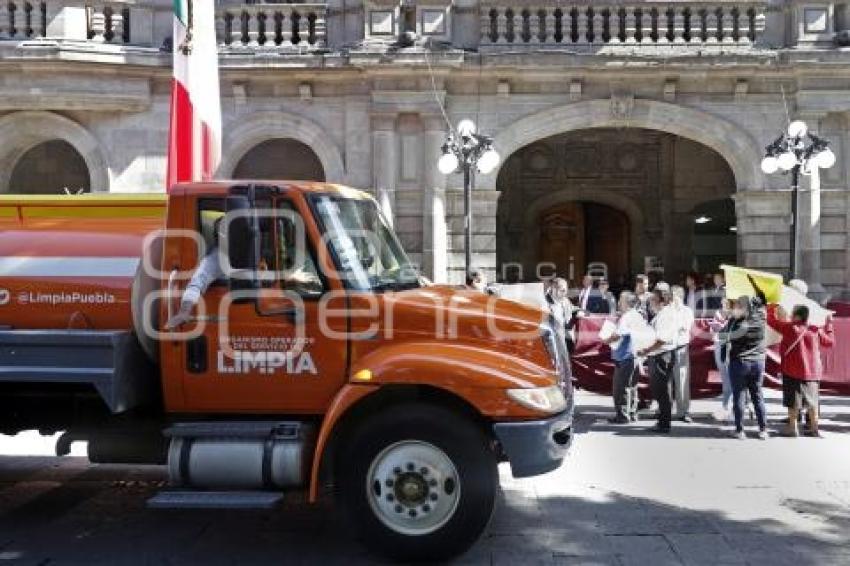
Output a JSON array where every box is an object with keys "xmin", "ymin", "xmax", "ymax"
[{"xmin": 538, "ymin": 202, "xmax": 630, "ymax": 286}]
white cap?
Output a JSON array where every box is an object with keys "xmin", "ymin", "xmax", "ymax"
[
  {"xmin": 655, "ymin": 281, "xmax": 671, "ymax": 292},
  {"xmin": 788, "ymin": 279, "xmax": 808, "ymax": 296}
]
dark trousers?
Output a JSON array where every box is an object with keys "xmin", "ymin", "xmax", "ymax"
[
  {"xmin": 671, "ymin": 347, "xmax": 691, "ymax": 418},
  {"xmin": 730, "ymin": 358, "xmax": 767, "ymax": 432},
  {"xmin": 649, "ymin": 350, "xmax": 676, "ymax": 429},
  {"xmin": 612, "ymin": 357, "xmax": 638, "ymax": 420}
]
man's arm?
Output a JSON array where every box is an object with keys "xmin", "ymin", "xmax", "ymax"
[
  {"xmin": 766, "ymin": 303, "xmax": 793, "ymax": 335},
  {"xmin": 638, "ymin": 338, "xmax": 665, "ymax": 357},
  {"xmin": 746, "ymin": 274, "xmax": 768, "ymax": 307},
  {"xmin": 603, "ymin": 332, "xmax": 620, "ymax": 345},
  {"xmin": 165, "ymin": 251, "xmax": 224, "ymax": 329},
  {"xmin": 819, "ymin": 315, "xmax": 835, "ymax": 348}
]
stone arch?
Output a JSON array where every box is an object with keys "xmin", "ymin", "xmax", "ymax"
[
  {"xmin": 0, "ymin": 111, "xmax": 110, "ymax": 193},
  {"xmin": 232, "ymin": 139, "xmax": 326, "ymax": 181},
  {"xmin": 220, "ymin": 112, "xmax": 345, "ymax": 182},
  {"xmin": 483, "ymin": 99, "xmax": 762, "ymax": 191},
  {"xmin": 9, "ymin": 140, "xmax": 91, "ymax": 194}
]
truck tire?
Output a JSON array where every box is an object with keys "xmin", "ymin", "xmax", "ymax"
[{"xmin": 338, "ymin": 403, "xmax": 497, "ymax": 561}]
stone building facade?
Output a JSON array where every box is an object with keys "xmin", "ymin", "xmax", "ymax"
[{"xmin": 1, "ymin": 0, "xmax": 849, "ymax": 298}]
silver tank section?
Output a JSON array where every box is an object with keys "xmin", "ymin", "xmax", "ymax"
[{"xmin": 166, "ymin": 421, "xmax": 314, "ymax": 490}]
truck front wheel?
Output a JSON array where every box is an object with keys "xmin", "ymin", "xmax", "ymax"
[{"xmin": 338, "ymin": 403, "xmax": 497, "ymax": 561}]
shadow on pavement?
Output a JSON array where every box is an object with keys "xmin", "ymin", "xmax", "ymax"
[
  {"xmin": 463, "ymin": 488, "xmax": 850, "ymax": 566},
  {"xmin": 0, "ymin": 454, "xmax": 846, "ymax": 565}
]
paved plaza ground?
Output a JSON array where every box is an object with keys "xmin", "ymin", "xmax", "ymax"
[{"xmin": 0, "ymin": 389, "xmax": 848, "ymax": 565}]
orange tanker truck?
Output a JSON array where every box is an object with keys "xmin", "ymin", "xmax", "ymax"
[{"xmin": 0, "ymin": 181, "xmax": 573, "ymax": 560}]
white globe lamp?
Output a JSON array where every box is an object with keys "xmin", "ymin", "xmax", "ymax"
[
  {"xmin": 456, "ymin": 119, "xmax": 476, "ymax": 137},
  {"xmin": 477, "ymin": 149, "xmax": 500, "ymax": 174},
  {"xmin": 777, "ymin": 151, "xmax": 797, "ymax": 171},
  {"xmin": 787, "ymin": 120, "xmax": 808, "ymax": 139},
  {"xmin": 760, "ymin": 156, "xmax": 779, "ymax": 174},
  {"xmin": 437, "ymin": 152, "xmax": 459, "ymax": 175},
  {"xmin": 814, "ymin": 147, "xmax": 836, "ymax": 169}
]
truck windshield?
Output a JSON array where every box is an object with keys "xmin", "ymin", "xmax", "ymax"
[{"xmin": 313, "ymin": 195, "xmax": 420, "ymax": 292}]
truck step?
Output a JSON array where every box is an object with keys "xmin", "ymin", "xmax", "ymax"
[{"xmin": 147, "ymin": 490, "xmax": 283, "ymax": 509}]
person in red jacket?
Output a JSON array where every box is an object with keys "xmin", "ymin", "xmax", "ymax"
[{"xmin": 767, "ymin": 304, "xmax": 834, "ymax": 437}]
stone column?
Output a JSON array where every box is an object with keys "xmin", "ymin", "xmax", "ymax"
[
  {"xmin": 798, "ymin": 159, "xmax": 826, "ymax": 299},
  {"xmin": 371, "ymin": 113, "xmax": 397, "ymax": 226},
  {"xmin": 796, "ymin": 114, "xmax": 826, "ymax": 300},
  {"xmin": 421, "ymin": 116, "xmax": 449, "ymax": 282},
  {"xmin": 734, "ymin": 190, "xmax": 790, "ymax": 274}
]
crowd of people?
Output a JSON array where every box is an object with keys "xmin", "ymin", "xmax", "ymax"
[{"xmin": 540, "ymin": 271, "xmax": 835, "ymax": 439}]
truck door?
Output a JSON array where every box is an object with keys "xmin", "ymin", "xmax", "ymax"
[{"xmin": 179, "ymin": 194, "xmax": 348, "ymax": 414}]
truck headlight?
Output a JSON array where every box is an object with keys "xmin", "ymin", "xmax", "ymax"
[{"xmin": 506, "ymin": 385, "xmax": 567, "ymax": 414}]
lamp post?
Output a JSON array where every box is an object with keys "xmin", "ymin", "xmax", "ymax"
[
  {"xmin": 760, "ymin": 120, "xmax": 835, "ymax": 278},
  {"xmin": 438, "ymin": 119, "xmax": 500, "ymax": 275}
]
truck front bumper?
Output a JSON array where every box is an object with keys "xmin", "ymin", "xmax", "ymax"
[{"xmin": 493, "ymin": 411, "xmax": 573, "ymax": 478}]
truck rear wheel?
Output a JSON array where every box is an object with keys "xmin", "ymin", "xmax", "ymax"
[{"xmin": 338, "ymin": 403, "xmax": 497, "ymax": 561}]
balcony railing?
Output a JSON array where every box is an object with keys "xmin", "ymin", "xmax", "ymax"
[
  {"xmin": 0, "ymin": 1, "xmax": 47, "ymax": 40},
  {"xmin": 0, "ymin": 1, "xmax": 328, "ymax": 50},
  {"xmin": 217, "ymin": 3, "xmax": 327, "ymax": 49},
  {"xmin": 86, "ymin": 4, "xmax": 130, "ymax": 43},
  {"xmin": 479, "ymin": 1, "xmax": 767, "ymax": 48},
  {"xmin": 0, "ymin": 1, "xmax": 132, "ymax": 43}
]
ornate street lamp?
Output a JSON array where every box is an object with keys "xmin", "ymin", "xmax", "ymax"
[
  {"xmin": 438, "ymin": 119, "xmax": 500, "ymax": 275},
  {"xmin": 760, "ymin": 120, "xmax": 835, "ymax": 278}
]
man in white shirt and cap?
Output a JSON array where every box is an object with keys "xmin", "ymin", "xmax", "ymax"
[
  {"xmin": 637, "ymin": 289, "xmax": 679, "ymax": 433},
  {"xmin": 671, "ymin": 285, "xmax": 695, "ymax": 422}
]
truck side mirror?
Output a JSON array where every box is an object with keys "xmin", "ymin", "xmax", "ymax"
[{"xmin": 225, "ymin": 195, "xmax": 260, "ymax": 296}]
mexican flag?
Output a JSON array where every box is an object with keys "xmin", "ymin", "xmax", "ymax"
[{"xmin": 166, "ymin": 0, "xmax": 222, "ymax": 190}]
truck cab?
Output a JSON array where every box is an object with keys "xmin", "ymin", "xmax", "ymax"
[{"xmin": 0, "ymin": 181, "xmax": 573, "ymax": 561}]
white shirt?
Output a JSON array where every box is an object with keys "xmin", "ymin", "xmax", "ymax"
[
  {"xmin": 675, "ymin": 302, "xmax": 694, "ymax": 347},
  {"xmin": 613, "ymin": 308, "xmax": 645, "ymax": 356},
  {"xmin": 578, "ymin": 286, "xmax": 592, "ymax": 310},
  {"xmin": 648, "ymin": 304, "xmax": 679, "ymax": 355},
  {"xmin": 548, "ymin": 296, "xmax": 576, "ymax": 343},
  {"xmin": 182, "ymin": 249, "xmax": 224, "ymax": 306}
]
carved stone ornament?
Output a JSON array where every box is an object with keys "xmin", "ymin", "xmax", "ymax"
[{"xmin": 610, "ymin": 92, "xmax": 634, "ymax": 121}]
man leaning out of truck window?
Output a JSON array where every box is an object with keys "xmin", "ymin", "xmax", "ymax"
[{"xmin": 165, "ymin": 217, "xmax": 225, "ymax": 330}]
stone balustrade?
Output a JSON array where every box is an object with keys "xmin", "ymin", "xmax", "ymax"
[
  {"xmin": 86, "ymin": 4, "xmax": 130, "ymax": 43},
  {"xmin": 0, "ymin": 1, "xmax": 47, "ymax": 40},
  {"xmin": 0, "ymin": 1, "xmax": 329, "ymax": 50},
  {"xmin": 0, "ymin": 1, "xmax": 134, "ymax": 43},
  {"xmin": 479, "ymin": 1, "xmax": 767, "ymax": 47},
  {"xmin": 217, "ymin": 3, "xmax": 328, "ymax": 49},
  {"xmin": 0, "ymin": 0, "xmax": 831, "ymax": 53}
]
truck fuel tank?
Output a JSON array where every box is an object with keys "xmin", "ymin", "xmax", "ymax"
[{"xmin": 166, "ymin": 421, "xmax": 315, "ymax": 491}]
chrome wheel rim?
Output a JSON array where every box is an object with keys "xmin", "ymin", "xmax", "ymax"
[{"xmin": 366, "ymin": 440, "xmax": 461, "ymax": 536}]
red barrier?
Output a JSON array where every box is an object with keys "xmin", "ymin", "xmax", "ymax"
[{"xmin": 570, "ymin": 315, "xmax": 850, "ymax": 398}]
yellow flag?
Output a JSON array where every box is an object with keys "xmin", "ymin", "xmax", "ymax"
[{"xmin": 721, "ymin": 265, "xmax": 783, "ymax": 303}]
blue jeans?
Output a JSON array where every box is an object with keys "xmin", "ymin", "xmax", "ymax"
[
  {"xmin": 714, "ymin": 345, "xmax": 732, "ymax": 410},
  {"xmin": 729, "ymin": 358, "xmax": 767, "ymax": 432}
]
